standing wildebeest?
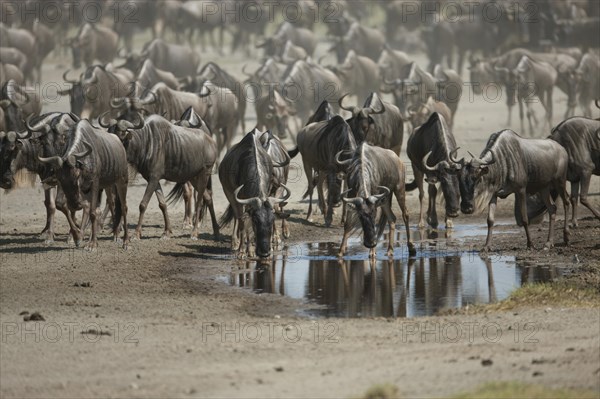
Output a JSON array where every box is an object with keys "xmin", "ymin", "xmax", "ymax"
[
  {"xmin": 4, "ymin": 113, "xmax": 81, "ymax": 243},
  {"xmin": 99, "ymin": 111, "xmax": 218, "ymax": 240},
  {"xmin": 280, "ymin": 60, "xmax": 342, "ymax": 123},
  {"xmin": 325, "ymin": 50, "xmax": 380, "ymax": 101},
  {"xmin": 218, "ymin": 131, "xmax": 291, "ymax": 259},
  {"xmin": 330, "ymin": 22, "xmax": 385, "ymax": 64},
  {"xmin": 406, "ymin": 113, "xmax": 461, "ymax": 229},
  {"xmin": 455, "ymin": 130, "xmax": 570, "ymax": 251},
  {"xmin": 512, "ymin": 56, "xmax": 557, "ymax": 136},
  {"xmin": 339, "ymin": 93, "xmax": 404, "ymax": 155},
  {"xmin": 122, "ymin": 39, "xmax": 200, "ymax": 78},
  {"xmin": 58, "ymin": 65, "xmax": 133, "ymax": 119},
  {"xmin": 292, "ymin": 115, "xmax": 357, "ymax": 226},
  {"xmin": 256, "ymin": 22, "xmax": 317, "ymax": 58},
  {"xmin": 407, "ymin": 96, "xmax": 453, "ymax": 128},
  {"xmin": 573, "ymin": 53, "xmax": 600, "ymax": 118},
  {"xmin": 38, "ymin": 120, "xmax": 130, "ymax": 250},
  {"xmin": 336, "ymin": 143, "xmax": 415, "ymax": 258},
  {"xmin": 1, "ymin": 79, "xmax": 42, "ymax": 131},
  {"xmin": 136, "ymin": 59, "xmax": 179, "ymax": 92},
  {"xmin": 0, "ymin": 62, "xmax": 24, "ymax": 86},
  {"xmin": 377, "ymin": 45, "xmax": 412, "ymax": 88},
  {"xmin": 68, "ymin": 23, "xmax": 118, "ymax": 69},
  {"xmin": 0, "ymin": 23, "xmax": 37, "ymax": 81},
  {"xmin": 528, "ymin": 117, "xmax": 600, "ymax": 226},
  {"xmin": 255, "ymin": 90, "xmax": 297, "ymax": 142}
]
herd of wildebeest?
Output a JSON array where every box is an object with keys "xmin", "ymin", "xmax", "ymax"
[{"xmin": 0, "ymin": 0, "xmax": 599, "ymax": 260}]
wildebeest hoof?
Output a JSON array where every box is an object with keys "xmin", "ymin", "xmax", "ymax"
[
  {"xmin": 543, "ymin": 242, "xmax": 553, "ymax": 250},
  {"xmin": 85, "ymin": 242, "xmax": 98, "ymax": 252},
  {"xmin": 160, "ymin": 232, "xmax": 171, "ymax": 240},
  {"xmin": 480, "ymin": 246, "xmax": 491, "ymax": 253},
  {"xmin": 408, "ymin": 244, "xmax": 417, "ymax": 257},
  {"xmin": 283, "ymin": 230, "xmax": 290, "ymax": 239},
  {"xmin": 445, "ymin": 220, "xmax": 454, "ymax": 229},
  {"xmin": 386, "ymin": 249, "xmax": 394, "ymax": 257}
]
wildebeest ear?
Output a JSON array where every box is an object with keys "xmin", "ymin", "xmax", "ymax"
[
  {"xmin": 479, "ymin": 166, "xmax": 490, "ymax": 176},
  {"xmin": 424, "ymin": 175, "xmax": 438, "ymax": 184}
]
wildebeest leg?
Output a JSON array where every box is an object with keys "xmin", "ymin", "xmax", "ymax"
[
  {"xmin": 324, "ymin": 173, "xmax": 336, "ymax": 227},
  {"xmin": 99, "ymin": 187, "xmax": 115, "ymax": 231},
  {"xmin": 557, "ymin": 183, "xmax": 571, "ymax": 245},
  {"xmin": 396, "ymin": 189, "xmax": 416, "ymax": 256},
  {"xmin": 155, "ymin": 183, "xmax": 172, "ymax": 239},
  {"xmin": 516, "ymin": 190, "xmax": 534, "ymax": 249},
  {"xmin": 382, "ymin": 202, "xmax": 396, "ymax": 258},
  {"xmin": 190, "ymin": 172, "xmax": 210, "ymax": 240},
  {"xmin": 280, "ymin": 204, "xmax": 290, "ymax": 239},
  {"xmin": 482, "ymin": 195, "xmax": 497, "ymax": 252},
  {"xmin": 114, "ymin": 182, "xmax": 129, "ymax": 249},
  {"xmin": 518, "ymin": 96, "xmax": 525, "ymax": 134},
  {"xmin": 578, "ymin": 172, "xmax": 600, "ymax": 221},
  {"xmin": 316, "ymin": 172, "xmax": 327, "ymax": 224},
  {"xmin": 569, "ymin": 181, "xmax": 580, "ymax": 227},
  {"xmin": 426, "ymin": 183, "xmax": 439, "ymax": 229},
  {"xmin": 338, "ymin": 214, "xmax": 353, "ymax": 257},
  {"xmin": 524, "ymin": 101, "xmax": 535, "ymax": 137},
  {"xmin": 543, "ymin": 87, "xmax": 553, "ymax": 131},
  {"xmin": 41, "ymin": 187, "xmax": 56, "ymax": 243},
  {"xmin": 203, "ymin": 189, "xmax": 220, "ymax": 238},
  {"xmin": 56, "ymin": 191, "xmax": 81, "ymax": 245},
  {"xmin": 85, "ymin": 188, "xmax": 99, "ymax": 251},
  {"xmin": 413, "ymin": 168, "xmax": 426, "ymax": 228},
  {"xmin": 134, "ymin": 180, "xmax": 159, "ymax": 240},
  {"xmin": 182, "ymin": 182, "xmax": 193, "ymax": 229},
  {"xmin": 539, "ymin": 188, "xmax": 557, "ymax": 249},
  {"xmin": 303, "ymin": 165, "xmax": 315, "ymax": 220}
]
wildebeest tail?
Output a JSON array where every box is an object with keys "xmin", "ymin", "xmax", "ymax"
[
  {"xmin": 405, "ymin": 179, "xmax": 418, "ymax": 192},
  {"xmin": 112, "ymin": 189, "xmax": 123, "ymax": 232},
  {"xmin": 219, "ymin": 205, "xmax": 235, "ymax": 228},
  {"xmin": 166, "ymin": 182, "xmax": 186, "ymax": 205},
  {"xmin": 287, "ymin": 147, "xmax": 299, "ymax": 159}
]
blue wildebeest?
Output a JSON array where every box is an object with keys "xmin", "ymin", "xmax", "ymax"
[
  {"xmin": 329, "ymin": 22, "xmax": 385, "ymax": 64},
  {"xmin": 67, "ymin": 23, "xmax": 119, "ymax": 69},
  {"xmin": 455, "ymin": 130, "xmax": 570, "ymax": 251},
  {"xmin": 335, "ymin": 142, "xmax": 415, "ymax": 259},
  {"xmin": 99, "ymin": 110, "xmax": 218, "ymax": 240},
  {"xmin": 528, "ymin": 117, "xmax": 600, "ymax": 227},
  {"xmin": 1, "ymin": 79, "xmax": 42, "ymax": 131},
  {"xmin": 256, "ymin": 22, "xmax": 317, "ymax": 58},
  {"xmin": 406, "ymin": 96, "xmax": 453, "ymax": 129},
  {"xmin": 38, "ymin": 120, "xmax": 130, "ymax": 250},
  {"xmin": 339, "ymin": 92, "xmax": 404, "ymax": 155},
  {"xmin": 324, "ymin": 50, "xmax": 380, "ymax": 102},
  {"xmin": 406, "ymin": 112, "xmax": 461, "ymax": 229},
  {"xmin": 254, "ymin": 90, "xmax": 298, "ymax": 143},
  {"xmin": 218, "ymin": 130, "xmax": 291, "ymax": 259},
  {"xmin": 252, "ymin": 129, "xmax": 292, "ymax": 243},
  {"xmin": 573, "ymin": 53, "xmax": 600, "ymax": 118},
  {"xmin": 290, "ymin": 115, "xmax": 356, "ymax": 226}
]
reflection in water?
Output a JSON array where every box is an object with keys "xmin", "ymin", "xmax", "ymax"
[{"xmin": 227, "ymin": 245, "xmax": 560, "ymax": 318}]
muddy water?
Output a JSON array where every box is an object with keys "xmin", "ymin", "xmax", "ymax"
[{"xmin": 221, "ymin": 225, "xmax": 562, "ymax": 318}]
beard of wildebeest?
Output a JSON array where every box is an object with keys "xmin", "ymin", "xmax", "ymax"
[
  {"xmin": 69, "ymin": 83, "xmax": 84, "ymax": 117},
  {"xmin": 432, "ymin": 171, "xmax": 460, "ymax": 218},
  {"xmin": 249, "ymin": 202, "xmax": 276, "ymax": 258},
  {"xmin": 355, "ymin": 200, "xmax": 379, "ymax": 248},
  {"xmin": 327, "ymin": 171, "xmax": 343, "ymax": 208}
]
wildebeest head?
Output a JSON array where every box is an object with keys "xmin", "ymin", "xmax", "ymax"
[
  {"xmin": 1, "ymin": 80, "xmax": 30, "ymax": 131},
  {"xmin": 338, "ymin": 93, "xmax": 385, "ymax": 144},
  {"xmin": 0, "ymin": 129, "xmax": 31, "ymax": 189},
  {"xmin": 67, "ymin": 37, "xmax": 83, "ymax": 69},
  {"xmin": 57, "ymin": 70, "xmax": 84, "ymax": 116},
  {"xmin": 342, "ymin": 186, "xmax": 390, "ymax": 248},
  {"xmin": 452, "ymin": 151, "xmax": 496, "ymax": 214},
  {"xmin": 381, "ymin": 76, "xmax": 419, "ymax": 119},
  {"xmin": 38, "ymin": 138, "xmax": 93, "ymax": 210},
  {"xmin": 234, "ymin": 184, "xmax": 291, "ymax": 258},
  {"xmin": 422, "ymin": 150, "xmax": 461, "ymax": 218},
  {"xmin": 99, "ymin": 110, "xmax": 145, "ymax": 146},
  {"xmin": 468, "ymin": 59, "xmax": 495, "ymax": 96},
  {"xmin": 256, "ymin": 91, "xmax": 295, "ymax": 139}
]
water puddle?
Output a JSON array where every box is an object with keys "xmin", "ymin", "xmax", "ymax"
[{"xmin": 220, "ymin": 224, "xmax": 560, "ymax": 318}]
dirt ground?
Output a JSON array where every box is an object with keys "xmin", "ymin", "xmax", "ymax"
[{"xmin": 1, "ymin": 39, "xmax": 600, "ymax": 398}]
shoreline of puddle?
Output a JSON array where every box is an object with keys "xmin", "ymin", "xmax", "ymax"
[{"xmin": 206, "ymin": 223, "xmax": 564, "ymax": 318}]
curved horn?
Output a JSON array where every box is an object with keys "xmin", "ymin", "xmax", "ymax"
[
  {"xmin": 337, "ymin": 93, "xmax": 356, "ymax": 112},
  {"xmin": 422, "ymin": 151, "xmax": 440, "ymax": 172},
  {"xmin": 72, "ymin": 142, "xmax": 93, "ymax": 161},
  {"xmin": 234, "ymin": 185, "xmax": 261, "ymax": 207},
  {"xmin": 595, "ymin": 99, "xmax": 600, "ymax": 110},
  {"xmin": 131, "ymin": 112, "xmax": 145, "ymax": 130},
  {"xmin": 242, "ymin": 64, "xmax": 253, "ymax": 78},
  {"xmin": 269, "ymin": 183, "xmax": 291, "ymax": 205},
  {"xmin": 367, "ymin": 100, "xmax": 386, "ymax": 115},
  {"xmin": 84, "ymin": 72, "xmax": 98, "ymax": 85},
  {"xmin": 342, "ymin": 196, "xmax": 363, "ymax": 206},
  {"xmin": 198, "ymin": 86, "xmax": 212, "ymax": 98},
  {"xmin": 110, "ymin": 97, "xmax": 126, "ymax": 108},
  {"xmin": 98, "ymin": 111, "xmax": 117, "ymax": 128},
  {"xmin": 62, "ymin": 69, "xmax": 78, "ymax": 84},
  {"xmin": 334, "ymin": 150, "xmax": 352, "ymax": 167},
  {"xmin": 16, "ymin": 129, "xmax": 31, "ymax": 140},
  {"xmin": 25, "ymin": 114, "xmax": 50, "ymax": 134},
  {"xmin": 449, "ymin": 147, "xmax": 464, "ymax": 165},
  {"xmin": 479, "ymin": 151, "xmax": 495, "ymax": 166},
  {"xmin": 368, "ymin": 186, "xmax": 390, "ymax": 204},
  {"xmin": 0, "ymin": 99, "xmax": 10, "ymax": 108},
  {"xmin": 140, "ymin": 91, "xmax": 157, "ymax": 105},
  {"xmin": 317, "ymin": 55, "xmax": 327, "ymax": 65},
  {"xmin": 383, "ymin": 77, "xmax": 399, "ymax": 86},
  {"xmin": 38, "ymin": 155, "xmax": 63, "ymax": 168}
]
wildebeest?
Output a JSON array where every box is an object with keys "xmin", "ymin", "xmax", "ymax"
[
  {"xmin": 0, "ymin": 62, "xmax": 24, "ymax": 86},
  {"xmin": 406, "ymin": 112, "xmax": 461, "ymax": 229},
  {"xmin": 407, "ymin": 96, "xmax": 453, "ymax": 128},
  {"xmin": 573, "ymin": 53, "xmax": 600, "ymax": 118},
  {"xmin": 99, "ymin": 111, "xmax": 218, "ymax": 240},
  {"xmin": 292, "ymin": 115, "xmax": 357, "ymax": 226},
  {"xmin": 330, "ymin": 22, "xmax": 385, "ymax": 64},
  {"xmin": 122, "ymin": 39, "xmax": 200, "ymax": 78},
  {"xmin": 455, "ymin": 130, "xmax": 570, "ymax": 250},
  {"xmin": 528, "ymin": 117, "xmax": 600, "ymax": 226},
  {"xmin": 279, "ymin": 40, "xmax": 308, "ymax": 64},
  {"xmin": 136, "ymin": 59, "xmax": 179, "ymax": 93},
  {"xmin": 339, "ymin": 93, "xmax": 404, "ymax": 155},
  {"xmin": 377, "ymin": 45, "xmax": 412, "ymax": 87},
  {"xmin": 67, "ymin": 23, "xmax": 119, "ymax": 69},
  {"xmin": 255, "ymin": 90, "xmax": 297, "ymax": 142},
  {"xmin": 336, "ymin": 142, "xmax": 415, "ymax": 258},
  {"xmin": 325, "ymin": 50, "xmax": 380, "ymax": 101},
  {"xmin": 0, "ymin": 23, "xmax": 36, "ymax": 81},
  {"xmin": 218, "ymin": 130, "xmax": 291, "ymax": 259},
  {"xmin": 38, "ymin": 120, "xmax": 130, "ymax": 250},
  {"xmin": 1, "ymin": 79, "xmax": 42, "ymax": 131},
  {"xmin": 256, "ymin": 22, "xmax": 317, "ymax": 58},
  {"xmin": 58, "ymin": 65, "xmax": 133, "ymax": 119}
]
